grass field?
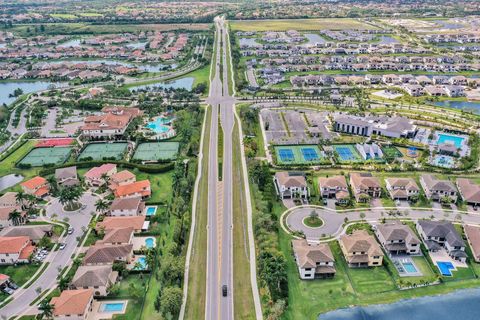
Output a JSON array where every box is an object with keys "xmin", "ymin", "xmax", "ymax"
[
  {"xmin": 133, "ymin": 142, "xmax": 179, "ymax": 161},
  {"xmin": 0, "ymin": 140, "xmax": 40, "ymax": 179},
  {"xmin": 136, "ymin": 170, "xmax": 173, "ymax": 204},
  {"xmin": 18, "ymin": 146, "xmax": 72, "ymax": 167},
  {"xmin": 230, "ymin": 18, "xmax": 378, "ymax": 32},
  {"xmin": 78, "ymin": 142, "xmax": 128, "ymax": 161},
  {"xmin": 232, "ymin": 120, "xmax": 256, "ymax": 319},
  {"xmin": 184, "ymin": 106, "xmax": 210, "ymax": 320}
]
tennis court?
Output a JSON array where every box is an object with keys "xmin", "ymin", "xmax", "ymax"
[
  {"xmin": 78, "ymin": 142, "xmax": 128, "ymax": 161},
  {"xmin": 382, "ymin": 146, "xmax": 403, "ymax": 159},
  {"xmin": 333, "ymin": 144, "xmax": 362, "ymax": 162},
  {"xmin": 275, "ymin": 145, "xmax": 325, "ymax": 165},
  {"xmin": 132, "ymin": 142, "xmax": 180, "ymax": 161},
  {"xmin": 19, "ymin": 147, "xmax": 72, "ymax": 167}
]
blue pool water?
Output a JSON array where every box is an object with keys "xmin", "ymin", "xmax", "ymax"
[
  {"xmin": 437, "ymin": 261, "xmax": 455, "ymax": 276},
  {"xmin": 145, "ymin": 238, "xmax": 155, "ymax": 249},
  {"xmin": 134, "ymin": 257, "xmax": 148, "ymax": 270},
  {"xmin": 101, "ymin": 302, "xmax": 125, "ymax": 312},
  {"xmin": 403, "ymin": 262, "xmax": 418, "ymax": 273},
  {"xmin": 146, "ymin": 117, "xmax": 172, "ymax": 134},
  {"xmin": 146, "ymin": 206, "xmax": 157, "ymax": 216},
  {"xmin": 437, "ymin": 133, "xmax": 465, "ymax": 148}
]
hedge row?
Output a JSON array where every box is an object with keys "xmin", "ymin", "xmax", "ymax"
[{"xmin": 39, "ymin": 160, "xmax": 175, "ymax": 176}]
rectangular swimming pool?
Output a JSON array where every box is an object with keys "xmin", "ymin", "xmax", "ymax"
[
  {"xmin": 100, "ymin": 302, "xmax": 125, "ymax": 312},
  {"xmin": 437, "ymin": 133, "xmax": 465, "ymax": 148},
  {"xmin": 403, "ymin": 262, "xmax": 418, "ymax": 273}
]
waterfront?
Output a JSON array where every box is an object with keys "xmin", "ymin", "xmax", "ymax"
[
  {"xmin": 318, "ymin": 288, "xmax": 480, "ymax": 320},
  {"xmin": 434, "ymin": 100, "xmax": 480, "ymax": 114},
  {"xmin": 0, "ymin": 81, "xmax": 67, "ymax": 106}
]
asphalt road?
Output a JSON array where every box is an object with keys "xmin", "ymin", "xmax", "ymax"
[
  {"xmin": 204, "ymin": 16, "xmax": 234, "ymax": 320},
  {"xmin": 0, "ymin": 193, "xmax": 97, "ymax": 318}
]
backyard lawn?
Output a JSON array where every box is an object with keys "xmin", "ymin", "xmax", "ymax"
[{"xmin": 136, "ymin": 170, "xmax": 173, "ymax": 204}]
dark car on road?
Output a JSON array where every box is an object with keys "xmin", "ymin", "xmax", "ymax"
[{"xmin": 222, "ymin": 285, "xmax": 228, "ymax": 297}]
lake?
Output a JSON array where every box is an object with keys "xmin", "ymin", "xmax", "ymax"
[
  {"xmin": 434, "ymin": 101, "xmax": 480, "ymax": 114},
  {"xmin": 0, "ymin": 81, "xmax": 67, "ymax": 106},
  {"xmin": 318, "ymin": 288, "xmax": 480, "ymax": 320},
  {"xmin": 0, "ymin": 174, "xmax": 24, "ymax": 192},
  {"xmin": 129, "ymin": 77, "xmax": 194, "ymax": 91},
  {"xmin": 239, "ymin": 38, "xmax": 261, "ymax": 47},
  {"xmin": 305, "ymin": 33, "xmax": 326, "ymax": 45},
  {"xmin": 49, "ymin": 59, "xmax": 175, "ymax": 73},
  {"xmin": 378, "ymin": 35, "xmax": 399, "ymax": 44}
]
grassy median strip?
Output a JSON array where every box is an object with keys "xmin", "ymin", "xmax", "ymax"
[
  {"xmin": 232, "ymin": 119, "xmax": 256, "ymax": 320},
  {"xmin": 184, "ymin": 106, "xmax": 211, "ymax": 320}
]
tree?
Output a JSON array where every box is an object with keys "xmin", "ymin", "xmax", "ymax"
[
  {"xmin": 309, "ymin": 210, "xmax": 318, "ymax": 219},
  {"xmin": 59, "ymin": 186, "xmax": 83, "ymax": 211},
  {"xmin": 159, "ymin": 286, "xmax": 183, "ymax": 318},
  {"xmin": 15, "ymin": 191, "xmax": 26, "ymax": 209},
  {"xmin": 47, "ymin": 175, "xmax": 59, "ymax": 195},
  {"xmin": 38, "ymin": 300, "xmax": 54, "ymax": 320},
  {"xmin": 8, "ymin": 209, "xmax": 23, "ymax": 226},
  {"xmin": 95, "ymin": 199, "xmax": 109, "ymax": 214},
  {"xmin": 58, "ymin": 276, "xmax": 70, "ymax": 291}
]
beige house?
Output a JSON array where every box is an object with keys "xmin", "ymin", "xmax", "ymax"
[
  {"xmin": 83, "ymin": 244, "xmax": 133, "ymax": 266},
  {"xmin": 274, "ymin": 172, "xmax": 309, "ymax": 199},
  {"xmin": 318, "ymin": 176, "xmax": 349, "ymax": 203},
  {"xmin": 51, "ymin": 289, "xmax": 94, "ymax": 320},
  {"xmin": 349, "ymin": 172, "xmax": 381, "ymax": 202},
  {"xmin": 109, "ymin": 170, "xmax": 136, "ymax": 190},
  {"xmin": 456, "ymin": 178, "xmax": 480, "ymax": 207},
  {"xmin": 420, "ymin": 174, "xmax": 457, "ymax": 202},
  {"xmin": 109, "ymin": 197, "xmax": 145, "ymax": 217},
  {"xmin": 292, "ymin": 239, "xmax": 335, "ymax": 280},
  {"xmin": 385, "ymin": 178, "xmax": 419, "ymax": 201},
  {"xmin": 375, "ymin": 221, "xmax": 421, "ymax": 255},
  {"xmin": 71, "ymin": 265, "xmax": 118, "ymax": 296},
  {"xmin": 339, "ymin": 230, "xmax": 384, "ymax": 267},
  {"xmin": 464, "ymin": 225, "xmax": 480, "ymax": 262}
]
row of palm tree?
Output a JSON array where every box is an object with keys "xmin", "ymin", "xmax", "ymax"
[
  {"xmin": 8, "ymin": 191, "xmax": 40, "ymax": 226},
  {"xmin": 58, "ymin": 186, "xmax": 84, "ymax": 211}
]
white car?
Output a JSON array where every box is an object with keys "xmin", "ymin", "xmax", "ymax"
[
  {"xmin": 67, "ymin": 227, "xmax": 74, "ymax": 235},
  {"xmin": 59, "ymin": 243, "xmax": 66, "ymax": 250}
]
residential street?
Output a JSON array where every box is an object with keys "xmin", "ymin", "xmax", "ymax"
[{"xmin": 0, "ymin": 193, "xmax": 97, "ymax": 318}]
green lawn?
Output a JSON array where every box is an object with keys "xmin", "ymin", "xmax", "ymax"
[
  {"xmin": 230, "ymin": 18, "xmax": 378, "ymax": 32},
  {"xmin": 348, "ymin": 265, "xmax": 396, "ymax": 294},
  {"xmin": 0, "ymin": 140, "xmax": 39, "ymax": 180},
  {"xmin": 0, "ymin": 264, "xmax": 41, "ymax": 287},
  {"xmin": 136, "ymin": 170, "xmax": 173, "ymax": 204},
  {"xmin": 184, "ymin": 106, "xmax": 210, "ymax": 320}
]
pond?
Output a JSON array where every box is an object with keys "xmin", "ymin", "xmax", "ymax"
[
  {"xmin": 129, "ymin": 77, "xmax": 194, "ymax": 91},
  {"xmin": 304, "ymin": 33, "xmax": 326, "ymax": 45},
  {"xmin": 318, "ymin": 288, "xmax": 480, "ymax": 320},
  {"xmin": 0, "ymin": 174, "xmax": 24, "ymax": 192},
  {"xmin": 434, "ymin": 101, "xmax": 480, "ymax": 114},
  {"xmin": 434, "ymin": 20, "xmax": 464, "ymax": 30},
  {"xmin": 377, "ymin": 35, "xmax": 399, "ymax": 44},
  {"xmin": 58, "ymin": 39, "xmax": 82, "ymax": 48},
  {"xmin": 48, "ymin": 59, "xmax": 175, "ymax": 73},
  {"xmin": 239, "ymin": 38, "xmax": 261, "ymax": 47},
  {"xmin": 0, "ymin": 81, "xmax": 67, "ymax": 106}
]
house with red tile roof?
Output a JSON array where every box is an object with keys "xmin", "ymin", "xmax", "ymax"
[
  {"xmin": 84, "ymin": 164, "xmax": 117, "ymax": 187},
  {"xmin": 0, "ymin": 236, "xmax": 35, "ymax": 265},
  {"xmin": 80, "ymin": 107, "xmax": 142, "ymax": 139},
  {"xmin": 114, "ymin": 180, "xmax": 151, "ymax": 199},
  {"xmin": 109, "ymin": 170, "xmax": 136, "ymax": 191},
  {"xmin": 51, "ymin": 288, "xmax": 94, "ymax": 320},
  {"xmin": 97, "ymin": 216, "xmax": 146, "ymax": 233},
  {"xmin": 20, "ymin": 176, "xmax": 49, "ymax": 198}
]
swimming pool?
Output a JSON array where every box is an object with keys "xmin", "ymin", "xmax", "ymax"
[
  {"xmin": 100, "ymin": 302, "xmax": 126, "ymax": 313},
  {"xmin": 403, "ymin": 262, "xmax": 418, "ymax": 273},
  {"xmin": 145, "ymin": 206, "xmax": 157, "ymax": 216},
  {"xmin": 432, "ymin": 155, "xmax": 455, "ymax": 168},
  {"xmin": 145, "ymin": 237, "xmax": 155, "ymax": 249},
  {"xmin": 437, "ymin": 261, "xmax": 455, "ymax": 276},
  {"xmin": 134, "ymin": 256, "xmax": 148, "ymax": 270},
  {"xmin": 437, "ymin": 133, "xmax": 465, "ymax": 148},
  {"xmin": 146, "ymin": 117, "xmax": 173, "ymax": 134}
]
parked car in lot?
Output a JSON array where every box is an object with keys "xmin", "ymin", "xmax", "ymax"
[{"xmin": 8, "ymin": 282, "xmax": 18, "ymax": 290}]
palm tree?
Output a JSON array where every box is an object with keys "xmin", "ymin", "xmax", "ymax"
[
  {"xmin": 38, "ymin": 300, "xmax": 54, "ymax": 320},
  {"xmin": 25, "ymin": 194, "xmax": 38, "ymax": 209},
  {"xmin": 15, "ymin": 191, "xmax": 26, "ymax": 210},
  {"xmin": 95, "ymin": 199, "xmax": 109, "ymax": 214},
  {"xmin": 9, "ymin": 209, "xmax": 23, "ymax": 226},
  {"xmin": 59, "ymin": 186, "xmax": 83, "ymax": 211},
  {"xmin": 46, "ymin": 175, "xmax": 59, "ymax": 195},
  {"xmin": 58, "ymin": 277, "xmax": 70, "ymax": 291},
  {"xmin": 101, "ymin": 173, "xmax": 110, "ymax": 186}
]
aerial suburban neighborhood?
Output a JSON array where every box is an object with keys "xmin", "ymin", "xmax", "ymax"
[{"xmin": 1, "ymin": 1, "xmax": 480, "ymax": 320}]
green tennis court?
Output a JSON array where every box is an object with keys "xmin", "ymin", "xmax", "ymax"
[
  {"xmin": 133, "ymin": 142, "xmax": 180, "ymax": 161},
  {"xmin": 19, "ymin": 147, "xmax": 72, "ymax": 167},
  {"xmin": 274, "ymin": 145, "xmax": 326, "ymax": 165},
  {"xmin": 78, "ymin": 142, "xmax": 128, "ymax": 161}
]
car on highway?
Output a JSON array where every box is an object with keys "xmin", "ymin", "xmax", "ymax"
[{"xmin": 222, "ymin": 285, "xmax": 228, "ymax": 297}]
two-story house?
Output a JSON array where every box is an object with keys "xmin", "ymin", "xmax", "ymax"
[
  {"xmin": 292, "ymin": 239, "xmax": 336, "ymax": 280},
  {"xmin": 318, "ymin": 175, "xmax": 349, "ymax": 204},
  {"xmin": 274, "ymin": 172, "xmax": 309, "ymax": 199},
  {"xmin": 385, "ymin": 178, "xmax": 420, "ymax": 201},
  {"xmin": 420, "ymin": 174, "xmax": 458, "ymax": 202},
  {"xmin": 375, "ymin": 221, "xmax": 421, "ymax": 255},
  {"xmin": 339, "ymin": 230, "xmax": 384, "ymax": 267},
  {"xmin": 417, "ymin": 220, "xmax": 467, "ymax": 262},
  {"xmin": 51, "ymin": 289, "xmax": 94, "ymax": 320},
  {"xmin": 349, "ymin": 172, "xmax": 381, "ymax": 202}
]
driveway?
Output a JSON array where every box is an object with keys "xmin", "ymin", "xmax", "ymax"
[
  {"xmin": 371, "ymin": 198, "xmax": 382, "ymax": 208},
  {"xmin": 0, "ymin": 192, "xmax": 98, "ymax": 318}
]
